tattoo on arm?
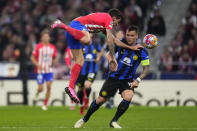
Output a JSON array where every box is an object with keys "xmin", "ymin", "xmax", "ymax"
[
  {"xmin": 108, "ymin": 44, "xmax": 115, "ymax": 58},
  {"xmin": 106, "ymin": 29, "xmax": 115, "ymax": 59},
  {"xmin": 139, "ymin": 65, "xmax": 150, "ymax": 80}
]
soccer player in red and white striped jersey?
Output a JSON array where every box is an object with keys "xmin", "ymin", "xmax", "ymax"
[
  {"xmin": 31, "ymin": 29, "xmax": 57, "ymax": 111},
  {"xmin": 51, "ymin": 9, "xmax": 143, "ymax": 104}
]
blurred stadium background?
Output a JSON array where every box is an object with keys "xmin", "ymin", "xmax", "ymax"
[{"xmin": 0, "ymin": 0, "xmax": 197, "ymax": 130}]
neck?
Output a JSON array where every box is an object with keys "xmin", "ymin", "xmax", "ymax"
[{"xmin": 43, "ymin": 41, "xmax": 49, "ymax": 45}]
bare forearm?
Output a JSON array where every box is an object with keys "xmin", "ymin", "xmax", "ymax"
[
  {"xmin": 139, "ymin": 65, "xmax": 150, "ymax": 80},
  {"xmin": 96, "ymin": 51, "xmax": 103, "ymax": 61},
  {"xmin": 105, "ymin": 52, "xmax": 112, "ymax": 62},
  {"xmin": 53, "ymin": 58, "xmax": 58, "ymax": 65},
  {"xmin": 106, "ymin": 29, "xmax": 115, "ymax": 59},
  {"xmin": 114, "ymin": 38, "xmax": 130, "ymax": 48},
  {"xmin": 108, "ymin": 43, "xmax": 115, "ymax": 59},
  {"xmin": 30, "ymin": 55, "xmax": 38, "ymax": 66}
]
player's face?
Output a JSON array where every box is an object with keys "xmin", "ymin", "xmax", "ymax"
[
  {"xmin": 41, "ymin": 34, "xmax": 50, "ymax": 43},
  {"xmin": 126, "ymin": 30, "xmax": 138, "ymax": 45},
  {"xmin": 112, "ymin": 17, "xmax": 121, "ymax": 26}
]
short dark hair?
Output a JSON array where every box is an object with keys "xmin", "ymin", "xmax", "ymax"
[
  {"xmin": 127, "ymin": 25, "xmax": 139, "ymax": 34},
  {"xmin": 108, "ymin": 8, "xmax": 122, "ymax": 19},
  {"xmin": 41, "ymin": 29, "xmax": 50, "ymax": 36}
]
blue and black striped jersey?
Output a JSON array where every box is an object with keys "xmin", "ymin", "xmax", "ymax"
[
  {"xmin": 80, "ymin": 42, "xmax": 101, "ymax": 75},
  {"xmin": 109, "ymin": 39, "xmax": 150, "ymax": 80}
]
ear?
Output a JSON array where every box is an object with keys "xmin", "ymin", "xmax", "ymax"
[
  {"xmin": 112, "ymin": 16, "xmax": 116, "ymax": 21},
  {"xmin": 136, "ymin": 34, "xmax": 139, "ymax": 40}
]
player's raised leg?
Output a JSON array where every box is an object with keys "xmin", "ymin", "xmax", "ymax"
[
  {"xmin": 110, "ymin": 90, "xmax": 134, "ymax": 128},
  {"xmin": 51, "ymin": 20, "xmax": 91, "ymax": 45},
  {"xmin": 65, "ymin": 49, "xmax": 84, "ymax": 103}
]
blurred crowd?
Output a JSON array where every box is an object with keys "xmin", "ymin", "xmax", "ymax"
[
  {"xmin": 159, "ymin": 0, "xmax": 197, "ymax": 73},
  {"xmin": 0, "ymin": 0, "xmax": 164, "ymax": 79}
]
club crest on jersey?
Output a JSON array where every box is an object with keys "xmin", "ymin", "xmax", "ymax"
[
  {"xmin": 133, "ymin": 55, "xmax": 138, "ymax": 60},
  {"xmin": 120, "ymin": 49, "xmax": 125, "ymax": 54},
  {"xmin": 102, "ymin": 91, "xmax": 107, "ymax": 96},
  {"xmin": 93, "ymin": 49, "xmax": 97, "ymax": 54}
]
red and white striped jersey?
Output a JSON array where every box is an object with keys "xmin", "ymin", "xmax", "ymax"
[
  {"xmin": 32, "ymin": 42, "xmax": 57, "ymax": 74},
  {"xmin": 75, "ymin": 13, "xmax": 113, "ymax": 33}
]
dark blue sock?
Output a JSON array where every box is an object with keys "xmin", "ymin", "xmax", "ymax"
[
  {"xmin": 111, "ymin": 99, "xmax": 130, "ymax": 122},
  {"xmin": 77, "ymin": 90, "xmax": 84, "ymax": 105},
  {"xmin": 83, "ymin": 100, "xmax": 101, "ymax": 122},
  {"xmin": 85, "ymin": 88, "xmax": 91, "ymax": 98}
]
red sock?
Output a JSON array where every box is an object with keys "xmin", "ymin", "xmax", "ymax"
[
  {"xmin": 62, "ymin": 25, "xmax": 85, "ymax": 40},
  {"xmin": 44, "ymin": 99, "xmax": 48, "ymax": 106},
  {"xmin": 69, "ymin": 63, "xmax": 82, "ymax": 89}
]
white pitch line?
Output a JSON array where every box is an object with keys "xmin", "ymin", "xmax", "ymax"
[{"xmin": 0, "ymin": 127, "xmax": 197, "ymax": 130}]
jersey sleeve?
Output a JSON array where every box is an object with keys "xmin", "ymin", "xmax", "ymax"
[
  {"xmin": 104, "ymin": 14, "xmax": 113, "ymax": 30},
  {"xmin": 140, "ymin": 49, "xmax": 150, "ymax": 66},
  {"xmin": 32, "ymin": 44, "xmax": 39, "ymax": 57}
]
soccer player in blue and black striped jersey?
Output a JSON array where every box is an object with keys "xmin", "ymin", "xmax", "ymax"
[
  {"xmin": 76, "ymin": 34, "xmax": 103, "ymax": 115},
  {"xmin": 74, "ymin": 25, "xmax": 150, "ymax": 128}
]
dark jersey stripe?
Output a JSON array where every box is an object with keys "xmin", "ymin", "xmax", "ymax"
[
  {"xmin": 114, "ymin": 50, "xmax": 132, "ymax": 78},
  {"xmin": 124, "ymin": 51, "xmax": 141, "ymax": 79}
]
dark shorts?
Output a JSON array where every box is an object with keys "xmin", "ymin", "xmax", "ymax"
[
  {"xmin": 65, "ymin": 21, "xmax": 88, "ymax": 49},
  {"xmin": 99, "ymin": 78, "xmax": 134, "ymax": 98},
  {"xmin": 76, "ymin": 73, "xmax": 97, "ymax": 89}
]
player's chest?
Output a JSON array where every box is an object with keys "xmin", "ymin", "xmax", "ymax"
[
  {"xmin": 38, "ymin": 47, "xmax": 54, "ymax": 58},
  {"xmin": 117, "ymin": 49, "xmax": 140, "ymax": 66}
]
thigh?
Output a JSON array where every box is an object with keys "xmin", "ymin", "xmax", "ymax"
[
  {"xmin": 99, "ymin": 79, "xmax": 119, "ymax": 98},
  {"xmin": 118, "ymin": 80, "xmax": 134, "ymax": 95},
  {"xmin": 65, "ymin": 21, "xmax": 89, "ymax": 49},
  {"xmin": 66, "ymin": 31, "xmax": 82, "ymax": 49},
  {"xmin": 71, "ymin": 49, "xmax": 84, "ymax": 61},
  {"xmin": 45, "ymin": 73, "xmax": 53, "ymax": 82},
  {"xmin": 121, "ymin": 89, "xmax": 134, "ymax": 101}
]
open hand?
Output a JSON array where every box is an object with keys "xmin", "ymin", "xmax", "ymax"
[{"xmin": 130, "ymin": 80, "xmax": 139, "ymax": 88}]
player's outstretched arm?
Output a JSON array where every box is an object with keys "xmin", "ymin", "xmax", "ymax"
[
  {"xmin": 114, "ymin": 37, "xmax": 144, "ymax": 51},
  {"xmin": 106, "ymin": 29, "xmax": 115, "ymax": 59},
  {"xmin": 131, "ymin": 65, "xmax": 150, "ymax": 88},
  {"xmin": 106, "ymin": 29, "xmax": 117, "ymax": 72},
  {"xmin": 105, "ymin": 52, "xmax": 117, "ymax": 72},
  {"xmin": 138, "ymin": 65, "xmax": 150, "ymax": 80},
  {"xmin": 95, "ymin": 50, "xmax": 103, "ymax": 63}
]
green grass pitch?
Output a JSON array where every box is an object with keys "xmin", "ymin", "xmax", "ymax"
[{"xmin": 0, "ymin": 106, "xmax": 197, "ymax": 131}]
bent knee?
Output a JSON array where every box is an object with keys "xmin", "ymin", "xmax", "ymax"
[
  {"xmin": 47, "ymin": 86, "xmax": 51, "ymax": 91},
  {"xmin": 123, "ymin": 96, "xmax": 132, "ymax": 102},
  {"xmin": 38, "ymin": 88, "xmax": 43, "ymax": 92}
]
